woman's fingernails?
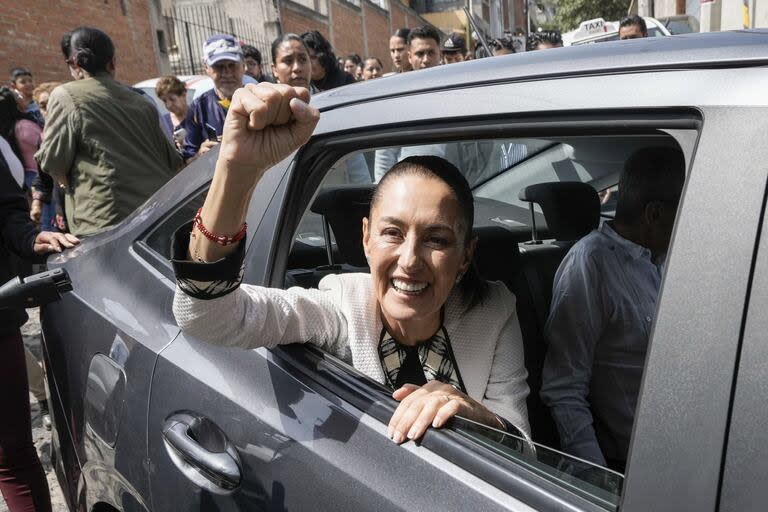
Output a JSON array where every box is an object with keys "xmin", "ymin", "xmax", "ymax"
[
  {"xmin": 387, "ymin": 427, "xmax": 393, "ymax": 439},
  {"xmin": 432, "ymin": 417, "xmax": 442, "ymax": 428},
  {"xmin": 407, "ymin": 428, "xmax": 417, "ymax": 440},
  {"xmin": 392, "ymin": 431, "xmax": 404, "ymax": 444}
]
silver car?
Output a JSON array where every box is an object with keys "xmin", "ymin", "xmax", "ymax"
[{"xmin": 42, "ymin": 30, "xmax": 768, "ymax": 511}]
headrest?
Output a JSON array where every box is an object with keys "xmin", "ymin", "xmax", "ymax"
[
  {"xmin": 310, "ymin": 185, "xmax": 374, "ymax": 267},
  {"xmin": 472, "ymin": 225, "xmax": 521, "ymax": 283},
  {"xmin": 518, "ymin": 182, "xmax": 600, "ymax": 241}
]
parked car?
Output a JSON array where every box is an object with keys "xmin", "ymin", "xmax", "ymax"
[
  {"xmin": 133, "ymin": 74, "xmax": 258, "ymax": 113},
  {"xmin": 42, "ymin": 30, "xmax": 768, "ymax": 512},
  {"xmin": 562, "ymin": 16, "xmax": 671, "ymax": 46}
]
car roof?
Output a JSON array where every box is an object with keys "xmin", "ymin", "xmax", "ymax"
[{"xmin": 311, "ymin": 30, "xmax": 768, "ymax": 112}]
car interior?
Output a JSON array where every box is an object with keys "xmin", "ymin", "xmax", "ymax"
[{"xmin": 279, "ymin": 133, "xmax": 683, "ymax": 500}]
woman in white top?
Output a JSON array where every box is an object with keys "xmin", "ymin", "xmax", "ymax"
[{"xmin": 172, "ymin": 83, "xmax": 530, "ymax": 443}]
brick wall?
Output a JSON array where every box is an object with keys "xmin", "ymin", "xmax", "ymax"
[
  {"xmin": 280, "ymin": 0, "xmax": 435, "ymax": 66},
  {"xmin": 281, "ymin": 1, "xmax": 331, "ymax": 38},
  {"xmin": 0, "ymin": 0, "xmax": 160, "ymax": 85},
  {"xmin": 364, "ymin": 2, "xmax": 390, "ymax": 61},
  {"xmin": 330, "ymin": 1, "xmax": 365, "ymax": 57},
  {"xmin": 391, "ymin": 3, "xmax": 407, "ymax": 30}
]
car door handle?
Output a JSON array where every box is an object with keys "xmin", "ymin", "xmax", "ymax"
[{"xmin": 161, "ymin": 413, "xmax": 241, "ymax": 491}]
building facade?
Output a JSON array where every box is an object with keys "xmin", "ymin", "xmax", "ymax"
[
  {"xmin": 279, "ymin": 0, "xmax": 437, "ymax": 65},
  {"xmin": 0, "ymin": 0, "xmax": 167, "ymax": 85}
]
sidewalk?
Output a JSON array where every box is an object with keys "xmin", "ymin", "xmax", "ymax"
[{"xmin": 0, "ymin": 308, "xmax": 68, "ymax": 512}]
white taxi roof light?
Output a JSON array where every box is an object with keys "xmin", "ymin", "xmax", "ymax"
[{"xmin": 574, "ymin": 18, "xmax": 613, "ymax": 38}]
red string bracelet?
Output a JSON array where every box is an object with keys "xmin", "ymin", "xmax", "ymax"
[{"xmin": 193, "ymin": 208, "xmax": 247, "ymax": 246}]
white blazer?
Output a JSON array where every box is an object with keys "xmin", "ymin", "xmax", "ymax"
[{"xmin": 174, "ymin": 273, "xmax": 531, "ymax": 436}]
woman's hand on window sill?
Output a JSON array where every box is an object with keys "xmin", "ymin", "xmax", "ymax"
[{"xmin": 387, "ymin": 380, "xmax": 498, "ymax": 444}]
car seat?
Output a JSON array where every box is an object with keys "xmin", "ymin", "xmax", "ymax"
[{"xmin": 515, "ymin": 181, "xmax": 600, "ymax": 448}]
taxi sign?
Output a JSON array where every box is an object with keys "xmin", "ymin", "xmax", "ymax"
[{"xmin": 579, "ymin": 18, "xmax": 609, "ymax": 35}]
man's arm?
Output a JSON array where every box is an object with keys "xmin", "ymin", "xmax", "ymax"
[
  {"xmin": 34, "ymin": 87, "xmax": 77, "ymax": 185},
  {"xmin": 540, "ymin": 248, "xmax": 607, "ymax": 466}
]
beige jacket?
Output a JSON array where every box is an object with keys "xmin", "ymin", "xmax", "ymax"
[{"xmin": 174, "ymin": 273, "xmax": 531, "ymax": 436}]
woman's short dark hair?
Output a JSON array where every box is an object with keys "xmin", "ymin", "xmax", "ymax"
[
  {"xmin": 270, "ymin": 33, "xmax": 307, "ymax": 63},
  {"xmin": 61, "ymin": 27, "xmax": 115, "ymax": 73},
  {"xmin": 365, "ymin": 56, "xmax": 384, "ymax": 68},
  {"xmin": 371, "ymin": 155, "xmax": 489, "ymax": 307},
  {"xmin": 301, "ymin": 30, "xmax": 338, "ymax": 74},
  {"xmin": 393, "ymin": 28, "xmax": 411, "ymax": 41}
]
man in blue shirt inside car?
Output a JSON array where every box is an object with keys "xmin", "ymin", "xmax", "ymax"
[
  {"xmin": 181, "ymin": 34, "xmax": 246, "ymax": 163},
  {"xmin": 541, "ymin": 146, "xmax": 685, "ymax": 472}
]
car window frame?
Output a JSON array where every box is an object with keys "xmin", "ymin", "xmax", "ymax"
[
  {"xmin": 718, "ymin": 180, "xmax": 768, "ymax": 511},
  {"xmin": 133, "ymin": 183, "xmax": 211, "ymax": 279},
  {"xmin": 133, "ymin": 150, "xmax": 296, "ymax": 281},
  {"xmin": 263, "ymin": 110, "xmax": 703, "ymax": 511}
]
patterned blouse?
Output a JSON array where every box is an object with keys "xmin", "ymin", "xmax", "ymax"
[{"xmin": 378, "ymin": 325, "xmax": 467, "ymax": 392}]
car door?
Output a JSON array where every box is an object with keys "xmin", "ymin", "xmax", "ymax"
[
  {"xmin": 147, "ymin": 69, "xmax": 768, "ymax": 511},
  {"xmin": 41, "ymin": 153, "xmax": 217, "ymax": 511},
  {"xmin": 718, "ymin": 181, "xmax": 768, "ymax": 512},
  {"xmin": 145, "ymin": 138, "xmax": 565, "ymax": 511}
]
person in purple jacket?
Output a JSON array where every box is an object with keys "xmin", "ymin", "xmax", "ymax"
[{"xmin": 180, "ymin": 34, "xmax": 247, "ymax": 163}]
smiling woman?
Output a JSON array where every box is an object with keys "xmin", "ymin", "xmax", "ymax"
[{"xmin": 170, "ymin": 83, "xmax": 530, "ymax": 444}]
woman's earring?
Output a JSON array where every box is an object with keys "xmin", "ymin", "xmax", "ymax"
[{"xmin": 455, "ymin": 272, "xmax": 465, "ymax": 285}]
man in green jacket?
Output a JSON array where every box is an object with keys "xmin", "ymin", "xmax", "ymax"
[{"xmin": 36, "ymin": 27, "xmax": 183, "ymax": 236}]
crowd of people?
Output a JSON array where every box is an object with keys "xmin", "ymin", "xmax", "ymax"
[{"xmin": 1, "ymin": 13, "xmax": 658, "ymax": 511}]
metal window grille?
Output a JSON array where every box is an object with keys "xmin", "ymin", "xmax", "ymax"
[{"xmin": 162, "ymin": 4, "xmax": 275, "ymax": 76}]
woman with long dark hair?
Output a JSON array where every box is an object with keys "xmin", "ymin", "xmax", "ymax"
[
  {"xmin": 270, "ymin": 33, "xmax": 315, "ymax": 92},
  {"xmin": 300, "ymin": 31, "xmax": 356, "ymax": 92},
  {"xmin": 35, "ymin": 26, "xmax": 182, "ymax": 237}
]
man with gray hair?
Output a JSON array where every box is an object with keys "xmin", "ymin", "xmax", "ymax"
[
  {"xmin": 180, "ymin": 34, "xmax": 246, "ymax": 162},
  {"xmin": 541, "ymin": 146, "xmax": 686, "ymax": 471}
]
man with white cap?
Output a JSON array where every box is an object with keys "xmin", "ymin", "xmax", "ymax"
[{"xmin": 180, "ymin": 34, "xmax": 246, "ymax": 162}]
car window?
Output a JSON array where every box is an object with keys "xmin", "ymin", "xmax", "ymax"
[
  {"xmin": 452, "ymin": 417, "xmax": 623, "ymax": 510},
  {"xmin": 288, "ymin": 133, "xmax": 676, "ymax": 273},
  {"xmin": 280, "ymin": 127, "xmax": 693, "ymax": 510},
  {"xmin": 144, "ymin": 188, "xmax": 208, "ymax": 260}
]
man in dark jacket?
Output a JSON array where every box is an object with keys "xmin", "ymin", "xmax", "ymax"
[{"xmin": 1, "ymin": 153, "xmax": 78, "ymax": 512}]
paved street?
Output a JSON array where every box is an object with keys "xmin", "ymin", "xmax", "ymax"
[{"xmin": 0, "ymin": 309, "xmax": 68, "ymax": 512}]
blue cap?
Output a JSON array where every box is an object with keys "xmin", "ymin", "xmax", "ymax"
[{"xmin": 203, "ymin": 34, "xmax": 243, "ymax": 66}]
